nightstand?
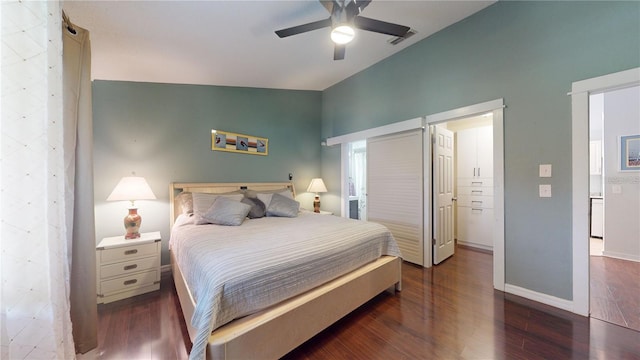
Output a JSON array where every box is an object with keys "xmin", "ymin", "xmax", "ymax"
[{"xmin": 96, "ymin": 231, "xmax": 161, "ymax": 304}]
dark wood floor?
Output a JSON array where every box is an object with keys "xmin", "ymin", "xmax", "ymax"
[
  {"xmin": 590, "ymin": 254, "xmax": 640, "ymax": 332},
  {"xmin": 92, "ymin": 247, "xmax": 640, "ymax": 359}
]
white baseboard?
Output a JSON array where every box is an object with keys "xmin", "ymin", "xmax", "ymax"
[
  {"xmin": 161, "ymin": 264, "xmax": 172, "ymax": 274},
  {"xmin": 504, "ymin": 284, "xmax": 574, "ymax": 313},
  {"xmin": 602, "ymin": 251, "xmax": 640, "ymax": 262},
  {"xmin": 456, "ymin": 240, "xmax": 493, "ymax": 252}
]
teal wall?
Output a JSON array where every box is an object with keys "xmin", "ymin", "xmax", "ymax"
[
  {"xmin": 93, "ymin": 81, "xmax": 322, "ymax": 264},
  {"xmin": 320, "ymin": 2, "xmax": 640, "ymax": 300}
]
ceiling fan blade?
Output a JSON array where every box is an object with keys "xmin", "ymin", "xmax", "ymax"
[
  {"xmin": 334, "ymin": 44, "xmax": 346, "ymax": 60},
  {"xmin": 275, "ymin": 18, "xmax": 332, "ymax": 38},
  {"xmin": 353, "ymin": 16, "xmax": 410, "ymax": 37},
  {"xmin": 345, "ymin": 0, "xmax": 371, "ymax": 18},
  {"xmin": 319, "ymin": 0, "xmax": 335, "ymax": 14}
]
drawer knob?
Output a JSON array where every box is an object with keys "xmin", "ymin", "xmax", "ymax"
[
  {"xmin": 124, "ymin": 264, "xmax": 138, "ymax": 271},
  {"xmin": 124, "ymin": 249, "xmax": 138, "ymax": 255},
  {"xmin": 124, "ymin": 279, "xmax": 138, "ymax": 286}
]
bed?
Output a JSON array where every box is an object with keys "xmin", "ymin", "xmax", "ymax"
[{"xmin": 169, "ymin": 182, "xmax": 402, "ymax": 360}]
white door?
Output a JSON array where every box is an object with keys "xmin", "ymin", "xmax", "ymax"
[
  {"xmin": 476, "ymin": 125, "xmax": 494, "ymax": 179},
  {"xmin": 433, "ymin": 125, "xmax": 455, "ymax": 264},
  {"xmin": 368, "ymin": 129, "xmax": 424, "ymax": 265},
  {"xmin": 456, "ymin": 128, "xmax": 476, "ymax": 178}
]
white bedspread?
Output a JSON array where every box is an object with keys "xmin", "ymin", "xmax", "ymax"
[{"xmin": 170, "ymin": 211, "xmax": 401, "ymax": 360}]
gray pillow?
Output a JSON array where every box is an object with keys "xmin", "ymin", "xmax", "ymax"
[
  {"xmin": 193, "ymin": 193, "xmax": 245, "ymax": 225},
  {"xmin": 266, "ymin": 193, "xmax": 300, "ymax": 218},
  {"xmin": 202, "ymin": 196, "xmax": 251, "ymax": 226},
  {"xmin": 241, "ymin": 197, "xmax": 266, "ymax": 219}
]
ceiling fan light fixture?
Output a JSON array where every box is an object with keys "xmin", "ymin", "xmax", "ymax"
[{"xmin": 331, "ymin": 25, "xmax": 355, "ymax": 44}]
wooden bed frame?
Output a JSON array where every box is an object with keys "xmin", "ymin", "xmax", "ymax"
[{"xmin": 169, "ymin": 182, "xmax": 402, "ymax": 360}]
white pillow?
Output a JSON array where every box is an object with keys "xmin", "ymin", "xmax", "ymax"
[
  {"xmin": 202, "ymin": 197, "xmax": 251, "ymax": 226},
  {"xmin": 192, "ymin": 192, "xmax": 244, "ymax": 225},
  {"xmin": 175, "ymin": 192, "xmax": 193, "ymax": 214}
]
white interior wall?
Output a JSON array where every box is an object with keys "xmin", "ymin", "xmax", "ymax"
[
  {"xmin": 589, "ymin": 94, "xmax": 604, "ymax": 196},
  {"xmin": 603, "ymin": 85, "xmax": 640, "ymax": 261}
]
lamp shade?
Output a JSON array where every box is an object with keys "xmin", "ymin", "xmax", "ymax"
[
  {"xmin": 107, "ymin": 177, "xmax": 156, "ymax": 203},
  {"xmin": 307, "ymin": 178, "xmax": 328, "ymax": 193}
]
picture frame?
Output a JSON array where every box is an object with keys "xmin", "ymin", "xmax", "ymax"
[
  {"xmin": 619, "ymin": 134, "xmax": 640, "ymax": 171},
  {"xmin": 211, "ymin": 130, "xmax": 268, "ymax": 156}
]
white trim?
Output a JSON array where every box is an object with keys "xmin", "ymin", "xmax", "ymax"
[
  {"xmin": 570, "ymin": 67, "xmax": 640, "ymax": 317},
  {"xmin": 492, "ymin": 108, "xmax": 505, "ymax": 291},
  {"xmin": 422, "ymin": 98, "xmax": 505, "ymax": 294},
  {"xmin": 161, "ymin": 264, "xmax": 172, "ymax": 274},
  {"xmin": 326, "ymin": 117, "xmax": 423, "ymax": 146},
  {"xmin": 602, "ymin": 251, "xmax": 640, "ymax": 262},
  {"xmin": 341, "ymin": 143, "xmax": 349, "ymax": 218},
  {"xmin": 570, "ymin": 90, "xmax": 590, "ymax": 316},
  {"xmin": 424, "ymin": 99, "xmax": 504, "ymax": 123},
  {"xmin": 422, "ymin": 126, "xmax": 433, "ymax": 268},
  {"xmin": 505, "ymin": 284, "xmax": 574, "ymax": 313},
  {"xmin": 569, "ymin": 67, "xmax": 640, "ymax": 95}
]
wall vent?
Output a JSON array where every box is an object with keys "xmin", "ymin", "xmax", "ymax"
[{"xmin": 388, "ymin": 29, "xmax": 416, "ymax": 45}]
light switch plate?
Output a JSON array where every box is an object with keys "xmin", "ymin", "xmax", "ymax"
[
  {"xmin": 539, "ymin": 164, "xmax": 552, "ymax": 177},
  {"xmin": 539, "ymin": 184, "xmax": 552, "ymax": 197}
]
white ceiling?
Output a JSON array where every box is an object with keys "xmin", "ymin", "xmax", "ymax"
[{"xmin": 62, "ymin": 1, "xmax": 494, "ymax": 91}]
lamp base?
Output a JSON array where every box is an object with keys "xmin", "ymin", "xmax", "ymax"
[
  {"xmin": 313, "ymin": 196, "xmax": 320, "ymax": 213},
  {"xmin": 124, "ymin": 208, "xmax": 142, "ymax": 239}
]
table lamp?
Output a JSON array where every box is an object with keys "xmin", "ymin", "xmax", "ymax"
[
  {"xmin": 107, "ymin": 176, "xmax": 156, "ymax": 239},
  {"xmin": 306, "ymin": 178, "xmax": 327, "ymax": 213}
]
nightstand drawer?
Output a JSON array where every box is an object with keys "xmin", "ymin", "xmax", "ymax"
[
  {"xmin": 100, "ymin": 242, "xmax": 157, "ymax": 263},
  {"xmin": 100, "ymin": 269, "xmax": 159, "ymax": 295},
  {"xmin": 100, "ymin": 256, "xmax": 158, "ymax": 279}
]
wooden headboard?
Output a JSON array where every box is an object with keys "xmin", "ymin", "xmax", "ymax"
[{"xmin": 169, "ymin": 182, "xmax": 296, "ymax": 226}]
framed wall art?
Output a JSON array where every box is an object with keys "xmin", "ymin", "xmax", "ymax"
[
  {"xmin": 211, "ymin": 129, "xmax": 268, "ymax": 156},
  {"xmin": 620, "ymin": 134, "xmax": 640, "ymax": 171}
]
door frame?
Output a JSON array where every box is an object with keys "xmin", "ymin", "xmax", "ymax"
[
  {"xmin": 423, "ymin": 99, "xmax": 505, "ymax": 291},
  {"xmin": 570, "ymin": 67, "xmax": 640, "ymax": 316}
]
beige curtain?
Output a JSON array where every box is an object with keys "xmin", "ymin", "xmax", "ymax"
[{"xmin": 63, "ymin": 16, "xmax": 98, "ymax": 354}]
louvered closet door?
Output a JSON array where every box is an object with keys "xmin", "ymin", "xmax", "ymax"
[{"xmin": 367, "ymin": 129, "xmax": 423, "ymax": 265}]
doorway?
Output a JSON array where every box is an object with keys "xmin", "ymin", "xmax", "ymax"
[
  {"xmin": 423, "ymin": 99, "xmax": 505, "ymax": 291},
  {"xmin": 345, "ymin": 140, "xmax": 367, "ymax": 220},
  {"xmin": 588, "ymin": 86, "xmax": 640, "ymax": 332},
  {"xmin": 570, "ymin": 67, "xmax": 640, "ymax": 317},
  {"xmin": 430, "ymin": 115, "xmax": 495, "ymax": 265}
]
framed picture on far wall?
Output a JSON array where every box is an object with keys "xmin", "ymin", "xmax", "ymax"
[
  {"xmin": 620, "ymin": 134, "xmax": 640, "ymax": 171},
  {"xmin": 211, "ymin": 129, "xmax": 268, "ymax": 156}
]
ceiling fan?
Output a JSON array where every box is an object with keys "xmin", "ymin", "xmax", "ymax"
[{"xmin": 275, "ymin": 0, "xmax": 411, "ymax": 60}]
